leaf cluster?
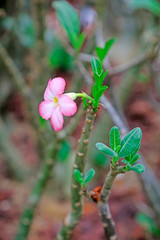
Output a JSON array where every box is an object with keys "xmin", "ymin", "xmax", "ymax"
[
  {"xmin": 91, "ymin": 38, "xmax": 116, "ymax": 108},
  {"xmin": 74, "ymin": 168, "xmax": 95, "ymax": 187},
  {"xmin": 96, "ymin": 126, "xmax": 145, "ymax": 174},
  {"xmin": 52, "ymin": 1, "xmax": 85, "ymax": 52}
]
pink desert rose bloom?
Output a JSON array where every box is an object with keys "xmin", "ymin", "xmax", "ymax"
[{"xmin": 39, "ymin": 77, "xmax": 77, "ymax": 131}]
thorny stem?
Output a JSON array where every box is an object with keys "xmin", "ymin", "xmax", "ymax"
[
  {"xmin": 56, "ymin": 106, "xmax": 96, "ymax": 240},
  {"xmin": 14, "ymin": 143, "xmax": 60, "ymax": 240}
]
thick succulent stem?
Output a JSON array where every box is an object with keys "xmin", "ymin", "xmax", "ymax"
[
  {"xmin": 98, "ymin": 202, "xmax": 118, "ymax": 240},
  {"xmin": 14, "ymin": 145, "xmax": 59, "ymax": 240},
  {"xmin": 98, "ymin": 160, "xmax": 119, "ymax": 240},
  {"xmin": 56, "ymin": 107, "xmax": 96, "ymax": 240}
]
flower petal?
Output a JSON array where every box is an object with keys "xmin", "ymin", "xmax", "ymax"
[
  {"xmin": 59, "ymin": 95, "xmax": 77, "ymax": 116},
  {"xmin": 50, "ymin": 107, "xmax": 64, "ymax": 131},
  {"xmin": 49, "ymin": 77, "xmax": 66, "ymax": 98},
  {"xmin": 44, "ymin": 79, "xmax": 55, "ymax": 100},
  {"xmin": 39, "ymin": 100, "xmax": 56, "ymax": 120}
]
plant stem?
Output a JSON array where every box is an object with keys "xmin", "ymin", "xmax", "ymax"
[
  {"xmin": 14, "ymin": 144, "xmax": 59, "ymax": 240},
  {"xmin": 56, "ymin": 107, "xmax": 96, "ymax": 240},
  {"xmin": 97, "ymin": 160, "xmax": 119, "ymax": 240}
]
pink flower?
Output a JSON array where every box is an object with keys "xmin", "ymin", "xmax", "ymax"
[{"xmin": 39, "ymin": 77, "xmax": 77, "ymax": 131}]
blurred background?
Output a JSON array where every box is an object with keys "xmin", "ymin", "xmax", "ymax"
[{"xmin": 0, "ymin": 0, "xmax": 160, "ymax": 239}]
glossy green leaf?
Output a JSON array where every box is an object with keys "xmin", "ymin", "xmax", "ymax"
[
  {"xmin": 52, "ymin": 1, "xmax": 80, "ymax": 48},
  {"xmin": 95, "ymin": 86, "xmax": 108, "ymax": 106},
  {"xmin": 109, "ymin": 126, "xmax": 121, "ymax": 151},
  {"xmin": 118, "ymin": 127, "xmax": 142, "ymax": 158},
  {"xmin": 131, "ymin": 164, "xmax": 145, "ymax": 174},
  {"xmin": 74, "ymin": 169, "xmax": 84, "ymax": 185},
  {"xmin": 129, "ymin": 0, "xmax": 160, "ymax": 16},
  {"xmin": 96, "ymin": 142, "xmax": 117, "ymax": 157},
  {"xmin": 96, "ymin": 38, "xmax": 116, "ymax": 62},
  {"xmin": 130, "ymin": 154, "xmax": 140, "ymax": 165},
  {"xmin": 122, "ymin": 159, "xmax": 131, "ymax": 168},
  {"xmin": 115, "ymin": 145, "xmax": 121, "ymax": 154},
  {"xmin": 84, "ymin": 168, "xmax": 95, "ymax": 183},
  {"xmin": 91, "ymin": 58, "xmax": 103, "ymax": 76}
]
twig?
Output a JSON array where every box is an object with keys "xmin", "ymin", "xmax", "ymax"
[{"xmin": 56, "ymin": 106, "xmax": 96, "ymax": 240}]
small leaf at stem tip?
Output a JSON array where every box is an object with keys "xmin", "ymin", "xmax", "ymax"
[
  {"xmin": 118, "ymin": 127, "xmax": 142, "ymax": 158},
  {"xmin": 94, "ymin": 86, "xmax": 108, "ymax": 107},
  {"xmin": 130, "ymin": 154, "xmax": 140, "ymax": 165},
  {"xmin": 75, "ymin": 32, "xmax": 85, "ymax": 51},
  {"xmin": 96, "ymin": 142, "xmax": 117, "ymax": 157},
  {"xmin": 91, "ymin": 58, "xmax": 103, "ymax": 77},
  {"xmin": 122, "ymin": 159, "xmax": 132, "ymax": 167},
  {"xmin": 96, "ymin": 38, "xmax": 117, "ymax": 62},
  {"xmin": 84, "ymin": 168, "xmax": 95, "ymax": 184},
  {"xmin": 74, "ymin": 169, "xmax": 84, "ymax": 184},
  {"xmin": 109, "ymin": 126, "xmax": 121, "ymax": 151},
  {"xmin": 131, "ymin": 164, "xmax": 145, "ymax": 174}
]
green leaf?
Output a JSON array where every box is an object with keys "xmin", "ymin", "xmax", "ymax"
[
  {"xmin": 83, "ymin": 97, "xmax": 87, "ymax": 108},
  {"xmin": 96, "ymin": 38, "xmax": 116, "ymax": 62},
  {"xmin": 122, "ymin": 159, "xmax": 131, "ymax": 168},
  {"xmin": 92, "ymin": 83, "xmax": 99, "ymax": 98},
  {"xmin": 115, "ymin": 145, "xmax": 121, "ymax": 154},
  {"xmin": 52, "ymin": 1, "xmax": 80, "ymax": 49},
  {"xmin": 129, "ymin": 0, "xmax": 160, "ymax": 16},
  {"xmin": 130, "ymin": 154, "xmax": 140, "ymax": 165},
  {"xmin": 91, "ymin": 58, "xmax": 103, "ymax": 77},
  {"xmin": 136, "ymin": 213, "xmax": 160, "ymax": 237},
  {"xmin": 118, "ymin": 127, "xmax": 142, "ymax": 158},
  {"xmin": 84, "ymin": 168, "xmax": 95, "ymax": 184},
  {"xmin": 131, "ymin": 164, "xmax": 145, "ymax": 174},
  {"xmin": 74, "ymin": 169, "xmax": 84, "ymax": 185},
  {"xmin": 39, "ymin": 115, "xmax": 46, "ymax": 129},
  {"xmin": 58, "ymin": 141, "xmax": 71, "ymax": 162},
  {"xmin": 95, "ymin": 86, "xmax": 108, "ymax": 106},
  {"xmin": 109, "ymin": 126, "xmax": 121, "ymax": 151},
  {"xmin": 96, "ymin": 142, "xmax": 117, "ymax": 157},
  {"xmin": 74, "ymin": 32, "xmax": 85, "ymax": 51}
]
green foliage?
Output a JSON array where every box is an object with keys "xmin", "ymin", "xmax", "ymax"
[
  {"xmin": 109, "ymin": 126, "xmax": 121, "ymax": 151},
  {"xmin": 58, "ymin": 141, "xmax": 71, "ymax": 162},
  {"xmin": 74, "ymin": 168, "xmax": 95, "ymax": 186},
  {"xmin": 136, "ymin": 213, "xmax": 160, "ymax": 237},
  {"xmin": 91, "ymin": 58, "xmax": 108, "ymax": 107},
  {"xmin": 52, "ymin": 1, "xmax": 85, "ymax": 51},
  {"xmin": 96, "ymin": 38, "xmax": 116, "ymax": 62},
  {"xmin": 84, "ymin": 169, "xmax": 95, "ymax": 184},
  {"xmin": 129, "ymin": 0, "xmax": 160, "ymax": 16},
  {"xmin": 95, "ymin": 126, "xmax": 145, "ymax": 174},
  {"xmin": 48, "ymin": 44, "xmax": 73, "ymax": 70},
  {"xmin": 96, "ymin": 143, "xmax": 117, "ymax": 157},
  {"xmin": 130, "ymin": 164, "xmax": 145, "ymax": 173},
  {"xmin": 74, "ymin": 169, "xmax": 84, "ymax": 185},
  {"xmin": 118, "ymin": 128, "xmax": 142, "ymax": 158},
  {"xmin": 39, "ymin": 115, "xmax": 46, "ymax": 130}
]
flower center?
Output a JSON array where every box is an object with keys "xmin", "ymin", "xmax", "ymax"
[{"xmin": 53, "ymin": 97, "xmax": 59, "ymax": 106}]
